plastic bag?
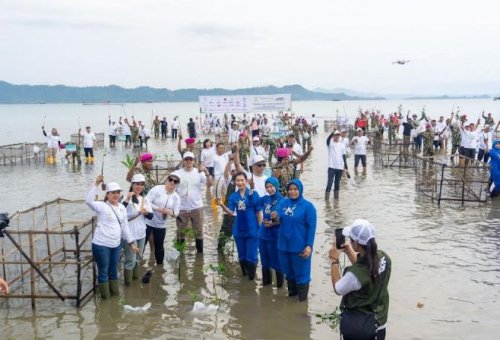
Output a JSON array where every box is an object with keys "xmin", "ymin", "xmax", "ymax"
[
  {"xmin": 165, "ymin": 247, "xmax": 180, "ymax": 262},
  {"xmin": 123, "ymin": 302, "xmax": 151, "ymax": 312},
  {"xmin": 191, "ymin": 301, "xmax": 218, "ymax": 313}
]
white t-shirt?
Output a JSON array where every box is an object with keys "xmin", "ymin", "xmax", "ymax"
[
  {"xmin": 213, "ymin": 152, "xmax": 231, "ymax": 179},
  {"xmin": 328, "ymin": 141, "xmax": 346, "ymax": 170},
  {"xmin": 172, "ymin": 120, "xmax": 179, "ymax": 129},
  {"xmin": 146, "ymin": 185, "xmax": 181, "ymax": 229},
  {"xmin": 46, "ymin": 134, "xmax": 60, "ymax": 149},
  {"xmin": 122, "ymin": 123, "xmax": 131, "ymax": 135},
  {"xmin": 229, "ymin": 129, "xmax": 240, "ymax": 144},
  {"xmin": 461, "ymin": 130, "xmax": 479, "ymax": 149},
  {"xmin": 109, "ymin": 124, "xmax": 117, "ymax": 136},
  {"xmin": 351, "ymin": 136, "xmax": 369, "ymax": 155},
  {"xmin": 82, "ymin": 132, "xmax": 96, "ymax": 148},
  {"xmin": 249, "ymin": 145, "xmax": 267, "ymax": 166},
  {"xmin": 478, "ymin": 131, "xmax": 493, "ymax": 150},
  {"xmin": 201, "ymin": 146, "xmax": 216, "ymax": 167},
  {"xmin": 86, "ymin": 186, "xmax": 134, "ymax": 248},
  {"xmin": 245, "ymin": 171, "xmax": 268, "ymax": 197},
  {"xmin": 172, "ymin": 168, "xmax": 207, "ymax": 210},
  {"xmin": 125, "ymin": 195, "xmax": 153, "ymax": 239}
]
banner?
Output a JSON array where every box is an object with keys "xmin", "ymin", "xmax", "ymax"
[{"xmin": 199, "ymin": 94, "xmax": 291, "ymax": 114}]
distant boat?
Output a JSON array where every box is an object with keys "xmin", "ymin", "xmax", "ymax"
[
  {"xmin": 494, "ymin": 97, "xmax": 500, "ymax": 101},
  {"xmin": 331, "ymin": 99, "xmax": 341, "ymax": 101}
]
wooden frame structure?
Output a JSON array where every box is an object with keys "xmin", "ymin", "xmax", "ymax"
[
  {"xmin": 0, "ymin": 142, "xmax": 48, "ymax": 166},
  {"xmin": 0, "ymin": 198, "xmax": 95, "ymax": 308},
  {"xmin": 414, "ymin": 156, "xmax": 490, "ymax": 205},
  {"xmin": 376, "ymin": 141, "xmax": 417, "ymax": 168}
]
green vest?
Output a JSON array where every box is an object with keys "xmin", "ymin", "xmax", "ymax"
[{"xmin": 341, "ymin": 250, "xmax": 391, "ymax": 326}]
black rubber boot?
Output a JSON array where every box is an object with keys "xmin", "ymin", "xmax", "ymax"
[
  {"xmin": 276, "ymin": 271, "xmax": 285, "ymax": 288},
  {"xmin": 262, "ymin": 268, "xmax": 272, "ymax": 286},
  {"xmin": 142, "ymin": 269, "xmax": 152, "ymax": 284},
  {"xmin": 247, "ymin": 262, "xmax": 257, "ymax": 281},
  {"xmin": 287, "ymin": 280, "xmax": 298, "ymax": 297},
  {"xmin": 325, "ymin": 191, "xmax": 330, "ymax": 200},
  {"xmin": 239, "ymin": 260, "xmax": 248, "ymax": 276},
  {"xmin": 333, "ymin": 190, "xmax": 339, "ymax": 200},
  {"xmin": 297, "ymin": 283, "xmax": 310, "ymax": 302},
  {"xmin": 195, "ymin": 239, "xmax": 203, "ymax": 253}
]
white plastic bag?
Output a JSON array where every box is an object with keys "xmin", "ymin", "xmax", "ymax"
[
  {"xmin": 191, "ymin": 301, "xmax": 218, "ymax": 313},
  {"xmin": 123, "ymin": 302, "xmax": 151, "ymax": 312},
  {"xmin": 165, "ymin": 247, "xmax": 180, "ymax": 262}
]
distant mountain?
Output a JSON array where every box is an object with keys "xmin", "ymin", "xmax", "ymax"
[
  {"xmin": 314, "ymin": 87, "xmax": 381, "ymax": 98},
  {"xmin": 405, "ymin": 94, "xmax": 491, "ymax": 100},
  {"xmin": 0, "ymin": 81, "xmax": 384, "ymax": 104}
]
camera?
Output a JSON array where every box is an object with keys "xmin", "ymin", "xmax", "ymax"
[
  {"xmin": 335, "ymin": 228, "xmax": 345, "ymax": 249},
  {"xmin": 0, "ymin": 213, "xmax": 9, "ymax": 238}
]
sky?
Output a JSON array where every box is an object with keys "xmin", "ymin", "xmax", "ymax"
[{"xmin": 1, "ymin": 0, "xmax": 499, "ymax": 96}]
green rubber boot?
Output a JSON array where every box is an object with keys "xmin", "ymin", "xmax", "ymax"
[
  {"xmin": 109, "ymin": 279, "xmax": 120, "ymax": 296},
  {"xmin": 98, "ymin": 281, "xmax": 110, "ymax": 300},
  {"xmin": 132, "ymin": 263, "xmax": 140, "ymax": 280},
  {"xmin": 124, "ymin": 269, "xmax": 133, "ymax": 286}
]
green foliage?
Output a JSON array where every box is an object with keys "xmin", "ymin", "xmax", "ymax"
[
  {"xmin": 172, "ymin": 239, "xmax": 187, "ymax": 254},
  {"xmin": 121, "ymin": 154, "xmax": 135, "ymax": 169},
  {"xmin": 315, "ymin": 307, "xmax": 341, "ymax": 330},
  {"xmin": 188, "ymin": 290, "xmax": 201, "ymax": 303},
  {"xmin": 119, "ymin": 297, "xmax": 127, "ymax": 306}
]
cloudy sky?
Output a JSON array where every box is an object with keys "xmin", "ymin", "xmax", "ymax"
[{"xmin": 1, "ymin": 0, "xmax": 499, "ymax": 95}]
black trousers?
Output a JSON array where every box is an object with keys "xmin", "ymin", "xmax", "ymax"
[{"xmin": 145, "ymin": 226, "xmax": 166, "ymax": 265}]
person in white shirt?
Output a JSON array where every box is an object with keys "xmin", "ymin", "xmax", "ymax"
[
  {"xmin": 139, "ymin": 122, "xmax": 150, "ymax": 149},
  {"xmin": 436, "ymin": 116, "xmax": 446, "ymax": 149},
  {"xmin": 201, "ymin": 139, "xmax": 216, "ymax": 178},
  {"xmin": 478, "ymin": 125, "xmax": 493, "ymax": 163},
  {"xmin": 171, "ymin": 117, "xmax": 179, "ymax": 140},
  {"xmin": 247, "ymin": 154, "xmax": 268, "ymax": 197},
  {"xmin": 145, "ymin": 174, "xmax": 181, "ymax": 266},
  {"xmin": 121, "ymin": 174, "xmax": 153, "ymax": 284},
  {"xmin": 326, "ymin": 130, "xmax": 349, "ymax": 200},
  {"xmin": 81, "ymin": 126, "xmax": 96, "ymax": 163},
  {"xmin": 213, "ymin": 142, "xmax": 231, "ymax": 179},
  {"xmin": 249, "ymin": 136, "xmax": 268, "ymax": 168},
  {"xmin": 120, "ymin": 117, "xmax": 132, "ymax": 147},
  {"xmin": 287, "ymin": 134, "xmax": 304, "ymax": 175},
  {"xmin": 41, "ymin": 126, "xmax": 61, "ymax": 165},
  {"xmin": 86, "ymin": 176, "xmax": 139, "ymax": 299},
  {"xmin": 460, "ymin": 121, "xmax": 480, "ymax": 166},
  {"xmin": 228, "ymin": 122, "xmax": 240, "ymax": 144},
  {"xmin": 311, "ymin": 114, "xmax": 319, "ymax": 135},
  {"xmin": 172, "ymin": 151, "xmax": 212, "ymax": 253},
  {"xmin": 108, "ymin": 116, "xmax": 117, "ymax": 148},
  {"xmin": 351, "ymin": 128, "xmax": 370, "ymax": 168}
]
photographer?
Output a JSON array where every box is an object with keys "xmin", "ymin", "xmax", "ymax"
[{"xmin": 329, "ymin": 219, "xmax": 391, "ymax": 340}]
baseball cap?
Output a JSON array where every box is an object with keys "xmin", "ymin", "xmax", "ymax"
[
  {"xmin": 252, "ymin": 136, "xmax": 260, "ymax": 142},
  {"xmin": 253, "ymin": 155, "xmax": 266, "ymax": 164},
  {"xmin": 342, "ymin": 219, "xmax": 376, "ymax": 246},
  {"xmin": 183, "ymin": 151, "xmax": 195, "ymax": 159},
  {"xmin": 105, "ymin": 182, "xmax": 122, "ymax": 193},
  {"xmin": 356, "ymin": 128, "xmax": 363, "ymax": 132},
  {"xmin": 333, "ymin": 130, "xmax": 341, "ymax": 135},
  {"xmin": 131, "ymin": 174, "xmax": 146, "ymax": 183}
]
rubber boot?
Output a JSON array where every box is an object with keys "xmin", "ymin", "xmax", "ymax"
[
  {"xmin": 262, "ymin": 268, "xmax": 272, "ymax": 286},
  {"xmin": 333, "ymin": 190, "xmax": 339, "ymax": 200},
  {"xmin": 325, "ymin": 191, "xmax": 330, "ymax": 200},
  {"xmin": 247, "ymin": 262, "xmax": 257, "ymax": 281},
  {"xmin": 142, "ymin": 269, "xmax": 152, "ymax": 284},
  {"xmin": 132, "ymin": 263, "xmax": 140, "ymax": 280},
  {"xmin": 195, "ymin": 238, "xmax": 203, "ymax": 253},
  {"xmin": 297, "ymin": 283, "xmax": 310, "ymax": 302},
  {"xmin": 109, "ymin": 279, "xmax": 119, "ymax": 296},
  {"xmin": 239, "ymin": 260, "xmax": 248, "ymax": 277},
  {"xmin": 287, "ymin": 280, "xmax": 298, "ymax": 297},
  {"xmin": 124, "ymin": 269, "xmax": 133, "ymax": 286},
  {"xmin": 98, "ymin": 281, "xmax": 110, "ymax": 299},
  {"xmin": 90, "ymin": 157, "xmax": 95, "ymax": 163},
  {"xmin": 276, "ymin": 271, "xmax": 285, "ymax": 288}
]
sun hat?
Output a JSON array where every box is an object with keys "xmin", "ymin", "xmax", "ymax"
[
  {"xmin": 105, "ymin": 182, "xmax": 122, "ymax": 193},
  {"xmin": 131, "ymin": 174, "xmax": 146, "ymax": 183},
  {"xmin": 253, "ymin": 155, "xmax": 266, "ymax": 164},
  {"xmin": 333, "ymin": 130, "xmax": 341, "ymax": 135},
  {"xmin": 342, "ymin": 219, "xmax": 376, "ymax": 246},
  {"xmin": 140, "ymin": 153, "xmax": 153, "ymax": 163},
  {"xmin": 183, "ymin": 151, "xmax": 195, "ymax": 159}
]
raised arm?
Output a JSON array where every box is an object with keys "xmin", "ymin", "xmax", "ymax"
[{"xmin": 293, "ymin": 145, "xmax": 313, "ymax": 165}]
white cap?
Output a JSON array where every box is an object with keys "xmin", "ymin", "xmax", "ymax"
[
  {"xmin": 341, "ymin": 128, "xmax": 347, "ymax": 132},
  {"xmin": 356, "ymin": 128, "xmax": 363, "ymax": 132},
  {"xmin": 253, "ymin": 155, "xmax": 266, "ymax": 164},
  {"xmin": 252, "ymin": 136, "xmax": 260, "ymax": 142},
  {"xmin": 131, "ymin": 173, "xmax": 146, "ymax": 183},
  {"xmin": 183, "ymin": 151, "xmax": 195, "ymax": 159},
  {"xmin": 333, "ymin": 130, "xmax": 341, "ymax": 135},
  {"xmin": 342, "ymin": 219, "xmax": 376, "ymax": 246},
  {"xmin": 105, "ymin": 182, "xmax": 122, "ymax": 192}
]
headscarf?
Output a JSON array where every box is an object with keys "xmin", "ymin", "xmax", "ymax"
[
  {"xmin": 490, "ymin": 140, "xmax": 500, "ymax": 193},
  {"xmin": 287, "ymin": 178, "xmax": 303, "ymax": 202}
]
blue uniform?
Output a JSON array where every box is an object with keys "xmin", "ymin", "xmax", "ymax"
[
  {"xmin": 228, "ymin": 188, "xmax": 262, "ymax": 264},
  {"xmin": 277, "ymin": 179, "xmax": 317, "ymax": 285},
  {"xmin": 259, "ymin": 177, "xmax": 283, "ymax": 272},
  {"xmin": 490, "ymin": 141, "xmax": 500, "ymax": 197}
]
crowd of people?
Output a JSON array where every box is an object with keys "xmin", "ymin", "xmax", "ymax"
[{"xmin": 33, "ymin": 107, "xmax": 496, "ymax": 339}]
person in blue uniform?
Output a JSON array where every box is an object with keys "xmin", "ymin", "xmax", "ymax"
[
  {"xmin": 259, "ymin": 177, "xmax": 285, "ymax": 287},
  {"xmin": 218, "ymin": 172, "xmax": 263, "ymax": 280},
  {"xmin": 274, "ymin": 179, "xmax": 317, "ymax": 301}
]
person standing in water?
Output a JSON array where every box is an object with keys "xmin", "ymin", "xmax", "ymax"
[
  {"xmin": 81, "ymin": 126, "xmax": 96, "ymax": 163},
  {"xmin": 42, "ymin": 126, "xmax": 61, "ymax": 165}
]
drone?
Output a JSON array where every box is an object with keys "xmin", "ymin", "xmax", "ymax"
[{"xmin": 392, "ymin": 60, "xmax": 410, "ymax": 65}]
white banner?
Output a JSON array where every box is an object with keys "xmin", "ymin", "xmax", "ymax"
[{"xmin": 199, "ymin": 94, "xmax": 291, "ymax": 114}]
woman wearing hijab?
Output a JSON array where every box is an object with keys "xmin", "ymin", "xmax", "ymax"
[
  {"xmin": 274, "ymin": 179, "xmax": 316, "ymax": 301},
  {"xmin": 489, "ymin": 140, "xmax": 500, "ymax": 197},
  {"xmin": 218, "ymin": 172, "xmax": 263, "ymax": 280},
  {"xmin": 86, "ymin": 176, "xmax": 139, "ymax": 299},
  {"xmin": 329, "ymin": 219, "xmax": 392, "ymax": 340},
  {"xmin": 259, "ymin": 177, "xmax": 285, "ymax": 287},
  {"xmin": 121, "ymin": 174, "xmax": 153, "ymax": 285}
]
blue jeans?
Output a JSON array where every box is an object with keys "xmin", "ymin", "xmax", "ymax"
[
  {"xmin": 92, "ymin": 243, "xmax": 121, "ymax": 283},
  {"xmin": 279, "ymin": 251, "xmax": 312, "ymax": 285},
  {"xmin": 122, "ymin": 237, "xmax": 145, "ymax": 271},
  {"xmin": 326, "ymin": 168, "xmax": 343, "ymax": 192}
]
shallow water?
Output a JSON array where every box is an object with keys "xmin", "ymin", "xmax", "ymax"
[{"xmin": 1, "ymin": 101, "xmax": 500, "ymax": 339}]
